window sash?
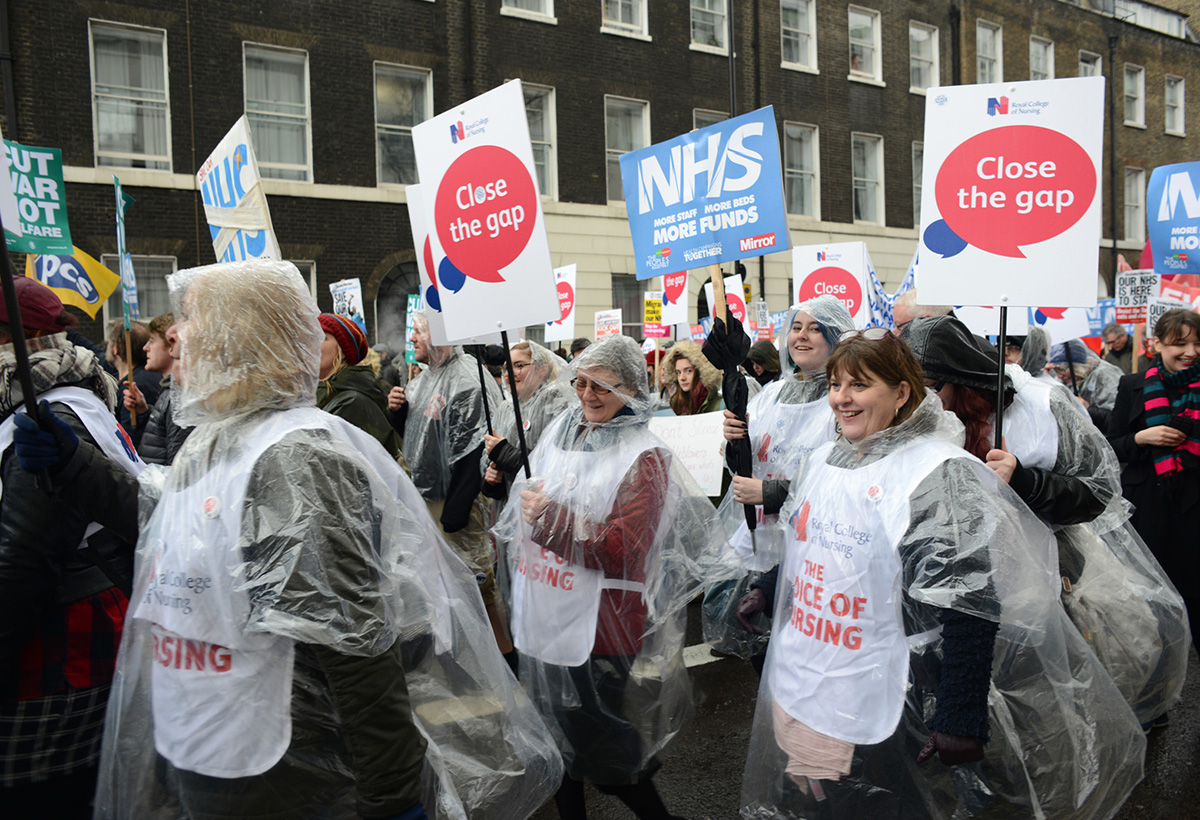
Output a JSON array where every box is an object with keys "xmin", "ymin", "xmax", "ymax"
[
  {"xmin": 1124, "ymin": 65, "xmax": 1144, "ymax": 124},
  {"xmin": 848, "ymin": 9, "xmax": 878, "ymax": 77},
  {"xmin": 691, "ymin": 0, "xmax": 727, "ymax": 48},
  {"xmin": 909, "ymin": 24, "xmax": 937, "ymax": 89},
  {"xmin": 1078, "ymin": 52, "xmax": 1100, "ymax": 78},
  {"xmin": 245, "ymin": 46, "xmax": 310, "ymax": 180},
  {"xmin": 504, "ymin": 0, "xmax": 550, "ymax": 12},
  {"xmin": 603, "ymin": 0, "xmax": 641, "ymax": 29},
  {"xmin": 524, "ymin": 84, "xmax": 555, "ymax": 197},
  {"xmin": 781, "ymin": 0, "xmax": 812, "ymax": 66},
  {"xmin": 912, "ymin": 142, "xmax": 924, "ymax": 227},
  {"xmin": 784, "ymin": 123, "xmax": 817, "ymax": 217},
  {"xmin": 852, "ymin": 136, "xmax": 881, "ymax": 223},
  {"xmin": 91, "ymin": 22, "xmax": 170, "ymax": 170},
  {"xmin": 1124, "ymin": 169, "xmax": 1145, "ymax": 242},
  {"xmin": 375, "ymin": 64, "xmax": 429, "ymax": 186},
  {"xmin": 606, "ymin": 98, "xmax": 647, "ymax": 201},
  {"xmin": 977, "ymin": 23, "xmax": 1000, "ymax": 83},
  {"xmin": 1030, "ymin": 39, "xmax": 1053, "ymax": 81},
  {"xmin": 99, "ymin": 255, "xmax": 176, "ymax": 325},
  {"xmin": 1166, "ymin": 76, "xmax": 1184, "ymax": 133}
]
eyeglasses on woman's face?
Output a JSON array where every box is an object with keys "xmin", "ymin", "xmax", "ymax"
[{"xmin": 571, "ymin": 376, "xmax": 620, "ymax": 396}]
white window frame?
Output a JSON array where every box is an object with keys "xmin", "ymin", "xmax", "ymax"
[
  {"xmin": 500, "ymin": 0, "xmax": 557, "ymax": 25},
  {"xmin": 89, "ymin": 19, "xmax": 172, "ymax": 172},
  {"xmin": 847, "ymin": 6, "xmax": 883, "ymax": 85},
  {"xmin": 1029, "ymin": 36, "xmax": 1054, "ymax": 81},
  {"xmin": 781, "ymin": 0, "xmax": 818, "ymax": 73},
  {"xmin": 605, "ymin": 95, "xmax": 650, "ymax": 204},
  {"xmin": 601, "ymin": 0, "xmax": 650, "ymax": 40},
  {"xmin": 693, "ymin": 109, "xmax": 728, "ymax": 130},
  {"xmin": 523, "ymin": 83, "xmax": 558, "ymax": 199},
  {"xmin": 243, "ymin": 42, "xmax": 313, "ymax": 182},
  {"xmin": 1165, "ymin": 74, "xmax": 1185, "ymax": 136},
  {"xmin": 690, "ymin": 0, "xmax": 728, "ymax": 55},
  {"xmin": 783, "ymin": 121, "xmax": 820, "ymax": 220},
  {"xmin": 99, "ymin": 254, "xmax": 177, "ymax": 327},
  {"xmin": 289, "ymin": 259, "xmax": 318, "ymax": 300},
  {"xmin": 851, "ymin": 132, "xmax": 885, "ymax": 227},
  {"xmin": 374, "ymin": 62, "xmax": 432, "ymax": 188},
  {"xmin": 912, "ymin": 141, "xmax": 924, "ymax": 229},
  {"xmin": 1124, "ymin": 63, "xmax": 1146, "ymax": 127},
  {"xmin": 1078, "ymin": 50, "xmax": 1101, "ymax": 78},
  {"xmin": 908, "ymin": 21, "xmax": 939, "ymax": 94},
  {"xmin": 1124, "ymin": 167, "xmax": 1146, "ymax": 243},
  {"xmin": 976, "ymin": 20, "xmax": 1002, "ymax": 84}
]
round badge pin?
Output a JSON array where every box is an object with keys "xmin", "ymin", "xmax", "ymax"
[
  {"xmin": 203, "ymin": 496, "xmax": 221, "ymax": 518},
  {"xmin": 866, "ymin": 484, "xmax": 884, "ymax": 503}
]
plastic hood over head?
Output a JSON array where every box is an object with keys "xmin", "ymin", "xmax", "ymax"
[
  {"xmin": 1022, "ymin": 326, "xmax": 1052, "ymax": 375},
  {"xmin": 515, "ymin": 339, "xmax": 561, "ymax": 401},
  {"xmin": 169, "ymin": 260, "xmax": 321, "ymax": 427},
  {"xmin": 411, "ymin": 310, "xmax": 458, "ymax": 369},
  {"xmin": 776, "ymin": 295, "xmax": 855, "ymax": 373},
  {"xmin": 568, "ymin": 335, "xmax": 653, "ymax": 419},
  {"xmin": 904, "ymin": 315, "xmax": 1013, "ymax": 396}
]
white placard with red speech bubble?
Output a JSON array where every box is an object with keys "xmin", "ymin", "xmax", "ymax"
[
  {"xmin": 412, "ymin": 80, "xmax": 559, "ymax": 343},
  {"xmin": 660, "ymin": 269, "xmax": 688, "ymax": 327},
  {"xmin": 792, "ymin": 241, "xmax": 871, "ymax": 325},
  {"xmin": 543, "ymin": 264, "xmax": 577, "ymax": 343},
  {"xmin": 918, "ymin": 77, "xmax": 1105, "ymax": 308},
  {"xmin": 704, "ymin": 273, "xmax": 751, "ymax": 339}
]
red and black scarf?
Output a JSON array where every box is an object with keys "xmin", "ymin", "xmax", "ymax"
[{"xmin": 1143, "ymin": 358, "xmax": 1200, "ymax": 476}]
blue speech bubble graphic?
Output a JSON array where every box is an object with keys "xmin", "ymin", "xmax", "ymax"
[
  {"xmin": 424, "ymin": 284, "xmax": 441, "ymax": 312},
  {"xmin": 438, "ymin": 256, "xmax": 466, "ymax": 294},
  {"xmin": 922, "ymin": 219, "xmax": 968, "ymax": 259}
]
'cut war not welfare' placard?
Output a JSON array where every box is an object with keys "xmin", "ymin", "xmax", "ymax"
[
  {"xmin": 918, "ymin": 77, "xmax": 1105, "ymax": 309},
  {"xmin": 619, "ymin": 107, "xmax": 790, "ymax": 280}
]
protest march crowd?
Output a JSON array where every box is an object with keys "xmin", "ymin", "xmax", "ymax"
[{"xmin": 0, "ymin": 259, "xmax": 1197, "ymax": 820}]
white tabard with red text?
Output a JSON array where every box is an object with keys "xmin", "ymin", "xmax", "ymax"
[{"xmin": 769, "ymin": 439, "xmax": 962, "ymax": 745}]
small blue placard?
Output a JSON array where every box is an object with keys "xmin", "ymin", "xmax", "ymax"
[{"xmin": 1148, "ymin": 161, "xmax": 1200, "ymax": 276}]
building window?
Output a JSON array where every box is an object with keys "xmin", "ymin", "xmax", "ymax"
[
  {"xmin": 89, "ymin": 20, "xmax": 171, "ymax": 171},
  {"xmin": 781, "ymin": 0, "xmax": 816, "ymax": 70},
  {"xmin": 610, "ymin": 273, "xmax": 643, "ymax": 338},
  {"xmin": 693, "ymin": 109, "xmax": 728, "ymax": 130},
  {"xmin": 605, "ymin": 96, "xmax": 648, "ymax": 203},
  {"xmin": 1124, "ymin": 64, "xmax": 1145, "ymax": 126},
  {"xmin": 1124, "ymin": 167, "xmax": 1145, "ymax": 243},
  {"xmin": 602, "ymin": 0, "xmax": 648, "ymax": 37},
  {"xmin": 976, "ymin": 20, "xmax": 1002, "ymax": 84},
  {"xmin": 290, "ymin": 259, "xmax": 317, "ymax": 300},
  {"xmin": 848, "ymin": 6, "xmax": 882, "ymax": 82},
  {"xmin": 1030, "ymin": 36, "xmax": 1054, "ymax": 81},
  {"xmin": 691, "ymin": 0, "xmax": 727, "ymax": 51},
  {"xmin": 852, "ymin": 133, "xmax": 883, "ymax": 225},
  {"xmin": 908, "ymin": 22, "xmax": 938, "ymax": 92},
  {"xmin": 1166, "ymin": 75, "xmax": 1185, "ymax": 135},
  {"xmin": 1078, "ymin": 51, "xmax": 1101, "ymax": 77},
  {"xmin": 524, "ymin": 83, "xmax": 557, "ymax": 198},
  {"xmin": 244, "ymin": 44, "xmax": 311, "ymax": 181},
  {"xmin": 912, "ymin": 141, "xmax": 923, "ymax": 228},
  {"xmin": 374, "ymin": 64, "xmax": 431, "ymax": 186},
  {"xmin": 784, "ymin": 122, "xmax": 818, "ymax": 218},
  {"xmin": 502, "ymin": 0, "xmax": 554, "ymax": 16},
  {"xmin": 100, "ymin": 254, "xmax": 176, "ymax": 326}
]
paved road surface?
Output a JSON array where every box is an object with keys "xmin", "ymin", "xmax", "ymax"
[{"xmin": 531, "ymin": 604, "xmax": 1200, "ymax": 819}]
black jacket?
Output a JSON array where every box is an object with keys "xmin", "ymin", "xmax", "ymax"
[
  {"xmin": 137, "ymin": 377, "xmax": 192, "ymax": 466},
  {"xmin": 117, "ymin": 366, "xmax": 162, "ymax": 449}
]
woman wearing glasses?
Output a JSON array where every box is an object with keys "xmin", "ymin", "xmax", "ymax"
[
  {"xmin": 740, "ymin": 329, "xmax": 1143, "ymax": 820},
  {"xmin": 495, "ymin": 334, "xmax": 736, "ymax": 820},
  {"xmin": 703, "ymin": 296, "xmax": 853, "ymax": 661},
  {"xmin": 482, "ymin": 340, "xmax": 573, "ymax": 500}
]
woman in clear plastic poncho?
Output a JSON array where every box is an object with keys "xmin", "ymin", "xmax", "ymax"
[
  {"xmin": 903, "ymin": 316, "xmax": 1189, "ymax": 726},
  {"xmin": 1048, "ymin": 339, "xmax": 1123, "ymax": 428},
  {"xmin": 493, "ymin": 334, "xmax": 738, "ymax": 820},
  {"xmin": 702, "ymin": 296, "xmax": 853, "ymax": 661},
  {"xmin": 25, "ymin": 261, "xmax": 560, "ymax": 819},
  {"xmin": 482, "ymin": 340, "xmax": 573, "ymax": 501},
  {"xmin": 739, "ymin": 331, "xmax": 1144, "ymax": 820}
]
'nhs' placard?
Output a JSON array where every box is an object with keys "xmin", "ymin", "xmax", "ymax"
[
  {"xmin": 619, "ymin": 106, "xmax": 790, "ymax": 280},
  {"xmin": 196, "ymin": 116, "xmax": 281, "ymax": 263},
  {"xmin": 1148, "ymin": 161, "xmax": 1200, "ymax": 277}
]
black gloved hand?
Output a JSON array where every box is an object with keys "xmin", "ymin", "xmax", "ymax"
[
  {"xmin": 13, "ymin": 400, "xmax": 79, "ymax": 474},
  {"xmin": 916, "ymin": 731, "xmax": 985, "ymax": 766},
  {"xmin": 735, "ymin": 588, "xmax": 768, "ymax": 635}
]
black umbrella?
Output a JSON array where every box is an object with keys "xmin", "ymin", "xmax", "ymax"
[{"xmin": 701, "ymin": 276, "xmax": 756, "ymax": 543}]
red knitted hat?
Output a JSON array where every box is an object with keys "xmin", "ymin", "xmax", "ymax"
[
  {"xmin": 319, "ymin": 313, "xmax": 368, "ymax": 365},
  {"xmin": 0, "ymin": 276, "xmax": 68, "ymax": 332}
]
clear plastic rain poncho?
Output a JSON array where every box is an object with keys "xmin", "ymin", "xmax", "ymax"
[
  {"xmin": 1003, "ymin": 363, "xmax": 1190, "ymax": 723},
  {"xmin": 402, "ymin": 311, "xmax": 503, "ymax": 502},
  {"xmin": 740, "ymin": 394, "xmax": 1145, "ymax": 820},
  {"xmin": 482, "ymin": 340, "xmax": 573, "ymax": 481},
  {"xmin": 94, "ymin": 261, "xmax": 561, "ymax": 820},
  {"xmin": 1020, "ymin": 326, "xmax": 1057, "ymax": 382},
  {"xmin": 703, "ymin": 296, "xmax": 853, "ymax": 658},
  {"xmin": 492, "ymin": 335, "xmax": 741, "ymax": 784},
  {"xmin": 1048, "ymin": 339, "xmax": 1123, "ymax": 411}
]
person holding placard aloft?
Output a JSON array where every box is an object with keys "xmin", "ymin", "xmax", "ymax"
[
  {"xmin": 1108, "ymin": 308, "xmax": 1200, "ymax": 647},
  {"xmin": 739, "ymin": 330, "xmax": 1143, "ymax": 820},
  {"xmin": 701, "ymin": 296, "xmax": 852, "ymax": 664}
]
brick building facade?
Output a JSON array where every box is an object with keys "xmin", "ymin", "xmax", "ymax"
[{"xmin": 3, "ymin": 0, "xmax": 1197, "ymax": 344}]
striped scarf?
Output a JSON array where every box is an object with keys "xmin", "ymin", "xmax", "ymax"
[{"xmin": 1143, "ymin": 357, "xmax": 1200, "ymax": 476}]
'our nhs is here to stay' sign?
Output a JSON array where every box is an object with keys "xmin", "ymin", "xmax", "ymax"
[{"xmin": 620, "ymin": 106, "xmax": 790, "ymax": 280}]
